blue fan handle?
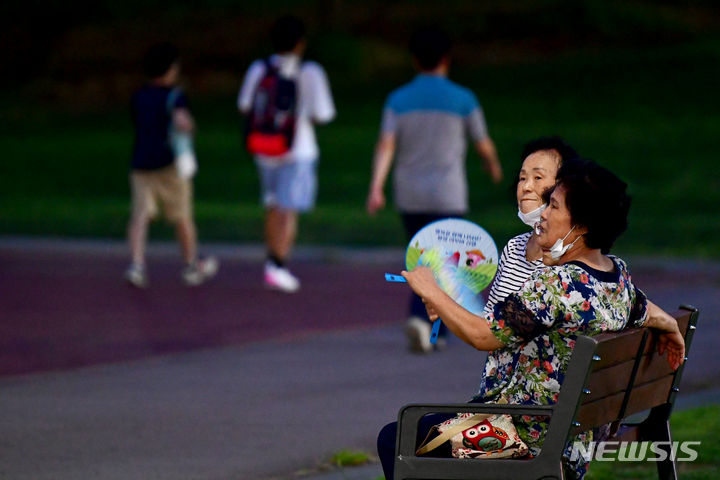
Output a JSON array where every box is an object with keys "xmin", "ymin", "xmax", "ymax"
[
  {"xmin": 430, "ymin": 319, "xmax": 441, "ymax": 344},
  {"xmin": 384, "ymin": 273, "xmax": 406, "ymax": 282}
]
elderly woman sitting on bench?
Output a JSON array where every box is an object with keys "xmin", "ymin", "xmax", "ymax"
[{"xmin": 378, "ymin": 158, "xmax": 685, "ymax": 480}]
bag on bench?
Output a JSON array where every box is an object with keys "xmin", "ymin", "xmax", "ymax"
[{"xmin": 417, "ymin": 411, "xmax": 529, "ymax": 459}]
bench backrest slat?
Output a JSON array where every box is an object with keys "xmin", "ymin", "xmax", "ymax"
[
  {"xmin": 569, "ymin": 310, "xmax": 693, "ymax": 435},
  {"xmin": 572, "ymin": 375, "xmax": 675, "ymax": 435},
  {"xmin": 584, "ymin": 344, "xmax": 678, "ymax": 402},
  {"xmin": 592, "ymin": 328, "xmax": 648, "ymax": 369}
]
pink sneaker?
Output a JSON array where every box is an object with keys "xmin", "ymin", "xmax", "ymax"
[{"xmin": 264, "ymin": 263, "xmax": 300, "ymax": 293}]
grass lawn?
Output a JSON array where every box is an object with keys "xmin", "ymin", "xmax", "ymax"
[
  {"xmin": 586, "ymin": 405, "xmax": 720, "ymax": 479},
  {"xmin": 1, "ymin": 39, "xmax": 719, "ymax": 257}
]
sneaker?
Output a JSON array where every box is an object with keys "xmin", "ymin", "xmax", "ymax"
[
  {"xmin": 125, "ymin": 264, "xmax": 148, "ymax": 288},
  {"xmin": 182, "ymin": 256, "xmax": 219, "ymax": 286},
  {"xmin": 264, "ymin": 263, "xmax": 300, "ymax": 293},
  {"xmin": 405, "ymin": 316, "xmax": 432, "ymax": 354}
]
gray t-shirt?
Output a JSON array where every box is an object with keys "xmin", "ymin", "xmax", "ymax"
[{"xmin": 382, "ymin": 74, "xmax": 489, "ymax": 213}]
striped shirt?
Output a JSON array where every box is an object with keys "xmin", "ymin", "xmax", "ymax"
[{"xmin": 484, "ymin": 232, "xmax": 543, "ymax": 314}]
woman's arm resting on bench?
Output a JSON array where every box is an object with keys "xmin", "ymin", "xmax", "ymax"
[{"xmin": 646, "ymin": 300, "xmax": 685, "ymax": 371}]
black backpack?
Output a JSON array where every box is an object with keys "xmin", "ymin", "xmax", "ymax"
[{"xmin": 245, "ymin": 58, "xmax": 298, "ymax": 156}]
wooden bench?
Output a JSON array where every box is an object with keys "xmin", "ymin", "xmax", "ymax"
[{"xmin": 394, "ymin": 305, "xmax": 699, "ymax": 480}]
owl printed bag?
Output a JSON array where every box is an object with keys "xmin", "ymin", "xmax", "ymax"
[{"xmin": 416, "ymin": 412, "xmax": 529, "ymax": 459}]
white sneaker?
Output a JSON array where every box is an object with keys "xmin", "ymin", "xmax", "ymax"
[
  {"xmin": 182, "ymin": 256, "xmax": 219, "ymax": 286},
  {"xmin": 124, "ymin": 264, "xmax": 148, "ymax": 288},
  {"xmin": 405, "ymin": 316, "xmax": 432, "ymax": 354},
  {"xmin": 264, "ymin": 263, "xmax": 300, "ymax": 293}
]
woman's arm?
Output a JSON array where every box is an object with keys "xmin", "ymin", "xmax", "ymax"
[
  {"xmin": 402, "ymin": 267, "xmax": 504, "ymax": 351},
  {"xmin": 645, "ymin": 300, "xmax": 685, "ymax": 371}
]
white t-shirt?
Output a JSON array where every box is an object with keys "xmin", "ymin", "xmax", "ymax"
[{"xmin": 237, "ymin": 53, "xmax": 336, "ymax": 163}]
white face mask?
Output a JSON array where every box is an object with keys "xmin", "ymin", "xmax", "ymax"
[
  {"xmin": 517, "ymin": 204, "xmax": 546, "ymax": 228},
  {"xmin": 550, "ymin": 225, "xmax": 581, "ymax": 260}
]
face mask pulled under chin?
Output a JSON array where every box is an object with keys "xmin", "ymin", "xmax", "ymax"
[
  {"xmin": 549, "ymin": 225, "xmax": 581, "ymax": 260},
  {"xmin": 517, "ymin": 204, "xmax": 546, "ymax": 228}
]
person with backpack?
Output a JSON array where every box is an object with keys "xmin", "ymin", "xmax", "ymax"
[
  {"xmin": 126, "ymin": 42, "xmax": 218, "ymax": 288},
  {"xmin": 238, "ymin": 15, "xmax": 335, "ymax": 293}
]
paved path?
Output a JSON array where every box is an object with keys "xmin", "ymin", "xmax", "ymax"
[
  {"xmin": 0, "ymin": 238, "xmax": 405, "ymax": 377},
  {"xmin": 0, "ymin": 237, "xmax": 718, "ymax": 479}
]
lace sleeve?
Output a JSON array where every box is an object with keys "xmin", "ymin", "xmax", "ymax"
[{"xmin": 488, "ymin": 267, "xmax": 564, "ymax": 345}]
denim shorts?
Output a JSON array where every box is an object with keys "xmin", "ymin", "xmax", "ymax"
[{"xmin": 256, "ymin": 159, "xmax": 317, "ymax": 212}]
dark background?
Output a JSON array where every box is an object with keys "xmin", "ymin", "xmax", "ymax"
[
  {"xmin": 1, "ymin": 0, "xmax": 719, "ymax": 255},
  {"xmin": 3, "ymin": 1, "xmax": 718, "ymax": 106}
]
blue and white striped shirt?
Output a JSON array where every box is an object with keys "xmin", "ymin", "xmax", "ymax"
[{"xmin": 484, "ymin": 232, "xmax": 543, "ymax": 314}]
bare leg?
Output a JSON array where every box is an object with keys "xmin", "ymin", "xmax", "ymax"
[
  {"xmin": 175, "ymin": 217, "xmax": 197, "ymax": 265},
  {"xmin": 128, "ymin": 213, "xmax": 150, "ymax": 266},
  {"xmin": 265, "ymin": 207, "xmax": 298, "ymax": 262}
]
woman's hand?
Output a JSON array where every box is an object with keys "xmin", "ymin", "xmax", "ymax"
[
  {"xmin": 403, "ymin": 266, "xmax": 503, "ymax": 351},
  {"xmin": 645, "ymin": 301, "xmax": 685, "ymax": 371},
  {"xmin": 401, "ymin": 266, "xmax": 441, "ymax": 302},
  {"xmin": 422, "ymin": 298, "xmax": 440, "ymax": 321},
  {"xmin": 657, "ymin": 329, "xmax": 685, "ymax": 371}
]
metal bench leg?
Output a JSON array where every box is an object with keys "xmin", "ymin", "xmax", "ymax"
[{"xmin": 639, "ymin": 406, "xmax": 678, "ymax": 480}]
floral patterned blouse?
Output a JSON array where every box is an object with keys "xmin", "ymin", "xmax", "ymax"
[{"xmin": 474, "ymin": 256, "xmax": 647, "ymax": 476}]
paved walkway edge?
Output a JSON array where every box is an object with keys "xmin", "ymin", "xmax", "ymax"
[{"xmin": 3, "ymin": 235, "xmax": 720, "ymax": 272}]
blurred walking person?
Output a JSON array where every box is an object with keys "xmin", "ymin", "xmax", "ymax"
[
  {"xmin": 238, "ymin": 15, "xmax": 335, "ymax": 293},
  {"xmin": 125, "ymin": 42, "xmax": 218, "ymax": 288},
  {"xmin": 366, "ymin": 27, "xmax": 502, "ymax": 352}
]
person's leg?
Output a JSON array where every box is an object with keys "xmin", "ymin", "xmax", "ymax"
[
  {"xmin": 157, "ymin": 167, "xmax": 218, "ymax": 286},
  {"xmin": 176, "ymin": 211, "xmax": 219, "ymax": 286},
  {"xmin": 257, "ymin": 162, "xmax": 282, "ymax": 264},
  {"xmin": 126, "ymin": 212, "xmax": 151, "ymax": 288},
  {"xmin": 265, "ymin": 206, "xmax": 297, "ymax": 263},
  {"xmin": 271, "ymin": 160, "xmax": 315, "ymax": 262},
  {"xmin": 156, "ymin": 168, "xmax": 198, "ymax": 265},
  {"xmin": 400, "ymin": 213, "xmax": 437, "ymax": 352},
  {"xmin": 263, "ymin": 160, "xmax": 316, "ymax": 292},
  {"xmin": 258, "ymin": 161, "xmax": 306, "ymax": 292},
  {"xmin": 175, "ymin": 216, "xmax": 197, "ymax": 264},
  {"xmin": 128, "ymin": 212, "xmax": 150, "ymax": 267},
  {"xmin": 377, "ymin": 422, "xmax": 399, "ymax": 480},
  {"xmin": 128, "ymin": 172, "xmax": 157, "ymax": 267},
  {"xmin": 262, "ymin": 206, "xmax": 300, "ymax": 292},
  {"xmin": 125, "ymin": 172, "xmax": 157, "ymax": 287},
  {"xmin": 264, "ymin": 207, "xmax": 279, "ymax": 262},
  {"xmin": 378, "ymin": 414, "xmax": 455, "ymax": 480}
]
